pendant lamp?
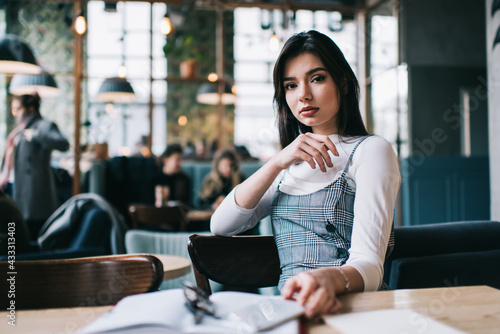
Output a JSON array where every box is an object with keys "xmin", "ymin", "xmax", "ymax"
[
  {"xmin": 96, "ymin": 77, "xmax": 136, "ymax": 103},
  {"xmin": 9, "ymin": 71, "xmax": 59, "ymax": 97},
  {"xmin": 0, "ymin": 34, "xmax": 40, "ymax": 74},
  {"xmin": 196, "ymin": 82, "xmax": 236, "ymax": 105}
]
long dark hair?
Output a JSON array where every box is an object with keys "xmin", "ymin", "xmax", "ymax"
[
  {"xmin": 273, "ymin": 30, "xmax": 368, "ymax": 148},
  {"xmin": 200, "ymin": 149, "xmax": 242, "ymax": 199}
]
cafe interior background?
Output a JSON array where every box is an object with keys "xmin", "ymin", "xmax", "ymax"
[{"xmin": 1, "ymin": 0, "xmax": 499, "ymax": 226}]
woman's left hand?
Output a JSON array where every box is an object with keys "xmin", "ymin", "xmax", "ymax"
[{"xmin": 281, "ymin": 268, "xmax": 343, "ymax": 318}]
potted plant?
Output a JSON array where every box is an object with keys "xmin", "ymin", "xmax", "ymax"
[{"xmin": 164, "ymin": 33, "xmax": 205, "ymax": 79}]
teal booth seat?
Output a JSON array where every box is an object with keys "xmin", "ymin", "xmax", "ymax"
[{"xmin": 400, "ymin": 156, "xmax": 489, "ymax": 226}]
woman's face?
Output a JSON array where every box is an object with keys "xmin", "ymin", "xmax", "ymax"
[
  {"xmin": 11, "ymin": 99, "xmax": 28, "ymax": 123},
  {"xmin": 217, "ymin": 157, "xmax": 232, "ymax": 178},
  {"xmin": 283, "ymin": 52, "xmax": 340, "ymax": 135}
]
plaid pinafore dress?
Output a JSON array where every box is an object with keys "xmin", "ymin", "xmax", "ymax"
[{"xmin": 270, "ymin": 136, "xmax": 394, "ymax": 290}]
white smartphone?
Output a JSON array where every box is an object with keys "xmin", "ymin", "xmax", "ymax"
[{"xmin": 227, "ymin": 297, "xmax": 305, "ymax": 332}]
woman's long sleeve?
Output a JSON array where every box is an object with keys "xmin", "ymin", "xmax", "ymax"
[
  {"xmin": 210, "ymin": 176, "xmax": 280, "ymax": 236},
  {"xmin": 345, "ymin": 137, "xmax": 401, "ymax": 291}
]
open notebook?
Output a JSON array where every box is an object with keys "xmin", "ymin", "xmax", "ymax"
[{"xmin": 80, "ymin": 289, "xmax": 304, "ymax": 334}]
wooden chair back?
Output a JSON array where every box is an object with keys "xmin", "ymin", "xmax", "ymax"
[
  {"xmin": 128, "ymin": 204, "xmax": 188, "ymax": 231},
  {"xmin": 187, "ymin": 234, "xmax": 281, "ymax": 295},
  {"xmin": 0, "ymin": 254, "xmax": 163, "ymax": 310}
]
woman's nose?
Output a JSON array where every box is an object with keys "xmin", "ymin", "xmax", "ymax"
[{"xmin": 298, "ymin": 85, "xmax": 312, "ymax": 102}]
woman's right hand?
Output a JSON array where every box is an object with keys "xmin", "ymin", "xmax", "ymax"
[
  {"xmin": 271, "ymin": 133, "xmax": 339, "ymax": 172},
  {"xmin": 229, "ymin": 133, "xmax": 338, "ymax": 211}
]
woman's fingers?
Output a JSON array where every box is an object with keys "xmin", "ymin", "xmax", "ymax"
[
  {"xmin": 276, "ymin": 132, "xmax": 339, "ymax": 171},
  {"xmin": 310, "ymin": 133, "xmax": 339, "ymax": 157},
  {"xmin": 301, "ymin": 140, "xmax": 331, "ymax": 172},
  {"xmin": 295, "ymin": 150, "xmax": 318, "ymax": 171},
  {"xmin": 281, "ymin": 276, "xmax": 300, "ymax": 299},
  {"xmin": 281, "ymin": 272, "xmax": 316, "ymax": 306},
  {"xmin": 283, "ymin": 270, "xmax": 344, "ymax": 319},
  {"xmin": 303, "ymin": 287, "xmax": 329, "ymax": 318},
  {"xmin": 300, "ymin": 134, "xmax": 337, "ymax": 171},
  {"xmin": 305, "ymin": 133, "xmax": 339, "ymax": 159},
  {"xmin": 302, "ymin": 285, "xmax": 342, "ymax": 318}
]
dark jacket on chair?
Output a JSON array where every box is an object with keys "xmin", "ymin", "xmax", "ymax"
[{"xmin": 38, "ymin": 193, "xmax": 128, "ymax": 254}]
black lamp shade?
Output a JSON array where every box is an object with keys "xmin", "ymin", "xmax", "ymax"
[
  {"xmin": 97, "ymin": 77, "xmax": 136, "ymax": 103},
  {"xmin": 197, "ymin": 83, "xmax": 236, "ymax": 105},
  {"xmin": 9, "ymin": 71, "xmax": 59, "ymax": 97},
  {"xmin": 0, "ymin": 34, "xmax": 40, "ymax": 74}
]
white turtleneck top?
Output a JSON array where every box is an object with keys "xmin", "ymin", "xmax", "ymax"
[{"xmin": 210, "ymin": 134, "xmax": 401, "ymax": 291}]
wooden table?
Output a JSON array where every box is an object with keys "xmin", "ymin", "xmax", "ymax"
[
  {"xmin": 310, "ymin": 285, "xmax": 500, "ymax": 334},
  {"xmin": 154, "ymin": 254, "xmax": 191, "ymax": 280},
  {"xmin": 1, "ymin": 286, "xmax": 499, "ymax": 334}
]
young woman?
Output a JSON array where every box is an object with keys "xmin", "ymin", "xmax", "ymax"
[
  {"xmin": 199, "ymin": 149, "xmax": 245, "ymax": 210},
  {"xmin": 0, "ymin": 93, "xmax": 70, "ymax": 240},
  {"xmin": 210, "ymin": 30, "xmax": 400, "ymax": 318}
]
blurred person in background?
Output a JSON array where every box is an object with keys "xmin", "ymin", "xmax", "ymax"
[
  {"xmin": 0, "ymin": 93, "xmax": 70, "ymax": 240},
  {"xmin": 199, "ymin": 149, "xmax": 245, "ymax": 210},
  {"xmin": 156, "ymin": 143, "xmax": 191, "ymax": 206}
]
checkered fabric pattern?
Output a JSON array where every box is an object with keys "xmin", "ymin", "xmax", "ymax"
[{"xmin": 271, "ymin": 136, "xmax": 394, "ymax": 290}]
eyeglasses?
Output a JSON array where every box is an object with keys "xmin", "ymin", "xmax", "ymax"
[{"xmin": 182, "ymin": 281, "xmax": 218, "ymax": 324}]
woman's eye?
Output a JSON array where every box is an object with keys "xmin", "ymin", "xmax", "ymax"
[
  {"xmin": 284, "ymin": 83, "xmax": 297, "ymax": 90},
  {"xmin": 312, "ymin": 75, "xmax": 325, "ymax": 83}
]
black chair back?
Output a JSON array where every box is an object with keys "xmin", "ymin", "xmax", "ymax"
[{"xmin": 188, "ymin": 234, "xmax": 281, "ymax": 295}]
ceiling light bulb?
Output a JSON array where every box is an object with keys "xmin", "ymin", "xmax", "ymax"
[
  {"xmin": 207, "ymin": 73, "xmax": 218, "ymax": 82},
  {"xmin": 160, "ymin": 17, "xmax": 173, "ymax": 35},
  {"xmin": 269, "ymin": 33, "xmax": 280, "ymax": 52},
  {"xmin": 75, "ymin": 15, "xmax": 87, "ymax": 35},
  {"xmin": 118, "ymin": 65, "xmax": 127, "ymax": 78},
  {"xmin": 178, "ymin": 115, "xmax": 188, "ymax": 126}
]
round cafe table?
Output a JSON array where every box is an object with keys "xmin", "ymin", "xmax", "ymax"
[{"xmin": 152, "ymin": 254, "xmax": 192, "ymax": 281}]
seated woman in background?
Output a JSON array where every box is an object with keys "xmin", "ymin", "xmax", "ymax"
[{"xmin": 198, "ymin": 149, "xmax": 245, "ymax": 210}]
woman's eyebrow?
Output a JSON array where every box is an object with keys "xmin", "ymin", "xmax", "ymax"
[
  {"xmin": 307, "ymin": 67, "xmax": 327, "ymax": 76},
  {"xmin": 283, "ymin": 67, "xmax": 327, "ymax": 82}
]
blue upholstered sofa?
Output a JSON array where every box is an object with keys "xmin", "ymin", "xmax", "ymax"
[
  {"xmin": 384, "ymin": 220, "xmax": 500, "ymax": 290},
  {"xmin": 86, "ymin": 157, "xmax": 264, "ymax": 221}
]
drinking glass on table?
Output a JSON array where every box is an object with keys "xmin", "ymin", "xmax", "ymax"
[{"xmin": 155, "ymin": 185, "xmax": 170, "ymax": 207}]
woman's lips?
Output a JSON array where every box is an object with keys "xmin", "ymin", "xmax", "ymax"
[{"xmin": 300, "ymin": 107, "xmax": 319, "ymax": 117}]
